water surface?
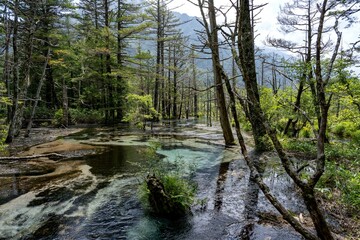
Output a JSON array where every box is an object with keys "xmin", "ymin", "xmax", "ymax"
[{"xmin": 0, "ymin": 128, "xmax": 304, "ymax": 240}]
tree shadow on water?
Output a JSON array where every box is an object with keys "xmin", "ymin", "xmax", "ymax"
[{"xmin": 238, "ymin": 151, "xmax": 266, "ymax": 240}]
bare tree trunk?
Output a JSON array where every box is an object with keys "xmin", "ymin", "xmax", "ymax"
[
  {"xmin": 198, "ymin": 0, "xmax": 235, "ymax": 145},
  {"xmin": 116, "ymin": 0, "xmax": 125, "ymax": 122},
  {"xmin": 192, "ymin": 47, "xmax": 198, "ymax": 118},
  {"xmin": 3, "ymin": 3, "xmax": 12, "ymax": 123},
  {"xmin": 62, "ymin": 78, "xmax": 69, "ymax": 127},
  {"xmin": 172, "ymin": 46, "xmax": 178, "ymax": 119},
  {"xmin": 178, "ymin": 81, "xmax": 184, "ymax": 119},
  {"xmin": 25, "ymin": 48, "xmax": 51, "ymax": 137},
  {"xmin": 6, "ymin": 0, "xmax": 20, "ymax": 143},
  {"xmin": 153, "ymin": 0, "xmax": 162, "ymax": 112}
]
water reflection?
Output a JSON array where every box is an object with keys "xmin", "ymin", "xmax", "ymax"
[
  {"xmin": 85, "ymin": 145, "xmax": 150, "ymax": 176},
  {"xmin": 0, "ymin": 173, "xmax": 23, "ymax": 205},
  {"xmin": 239, "ymin": 152, "xmax": 264, "ymax": 239},
  {"xmin": 214, "ymin": 161, "xmax": 230, "ymax": 211}
]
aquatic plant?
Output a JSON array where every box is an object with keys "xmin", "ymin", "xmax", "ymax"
[{"xmin": 138, "ymin": 142, "xmax": 196, "ymax": 218}]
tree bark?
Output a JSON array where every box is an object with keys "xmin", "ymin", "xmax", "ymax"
[
  {"xmin": 237, "ymin": 0, "xmax": 269, "ymax": 151},
  {"xmin": 198, "ymin": 0, "xmax": 235, "ymax": 146}
]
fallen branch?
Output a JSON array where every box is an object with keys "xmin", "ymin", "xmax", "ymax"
[{"xmin": 0, "ymin": 153, "xmax": 66, "ymax": 161}]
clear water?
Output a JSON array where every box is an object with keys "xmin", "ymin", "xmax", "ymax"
[{"xmin": 0, "ymin": 129, "xmax": 304, "ymax": 240}]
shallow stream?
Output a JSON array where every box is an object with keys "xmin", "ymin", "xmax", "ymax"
[{"xmin": 0, "ymin": 124, "xmax": 304, "ymax": 239}]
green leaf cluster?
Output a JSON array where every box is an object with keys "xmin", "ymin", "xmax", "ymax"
[{"xmin": 123, "ymin": 94, "xmax": 160, "ymax": 128}]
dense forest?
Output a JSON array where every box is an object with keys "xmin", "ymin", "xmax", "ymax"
[{"xmin": 1, "ymin": 0, "xmax": 360, "ymax": 239}]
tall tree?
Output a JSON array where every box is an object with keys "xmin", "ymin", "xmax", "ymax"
[
  {"xmin": 196, "ymin": 0, "xmax": 235, "ymax": 146},
  {"xmin": 268, "ymin": 0, "xmax": 318, "ymax": 137}
]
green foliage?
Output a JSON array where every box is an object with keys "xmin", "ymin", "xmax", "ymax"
[
  {"xmin": 259, "ymin": 87, "xmax": 316, "ymax": 135},
  {"xmin": 69, "ymin": 108, "xmax": 103, "ymax": 124},
  {"xmin": 351, "ymin": 130, "xmax": 360, "ymax": 144},
  {"xmin": 317, "ymin": 160, "xmax": 360, "ymax": 212},
  {"xmin": 0, "ymin": 124, "xmax": 7, "ymax": 153},
  {"xmin": 299, "ymin": 125, "xmax": 312, "ymax": 138},
  {"xmin": 52, "ymin": 109, "xmax": 64, "ymax": 127},
  {"xmin": 325, "ymin": 142, "xmax": 360, "ymax": 161},
  {"xmin": 255, "ymin": 135, "xmax": 273, "ymax": 152},
  {"xmin": 285, "ymin": 136, "xmax": 360, "ymax": 211},
  {"xmin": 0, "ymin": 82, "xmax": 8, "ymax": 152},
  {"xmin": 138, "ymin": 142, "xmax": 196, "ymax": 215},
  {"xmin": 23, "ymin": 106, "xmax": 55, "ymax": 119},
  {"xmin": 283, "ymin": 138, "xmax": 316, "ymax": 154},
  {"xmin": 332, "ymin": 121, "xmax": 357, "ymax": 138},
  {"xmin": 52, "ymin": 108, "xmax": 103, "ymax": 126},
  {"xmin": 124, "ymin": 94, "xmax": 160, "ymax": 129},
  {"xmin": 161, "ymin": 174, "xmax": 196, "ymax": 210}
]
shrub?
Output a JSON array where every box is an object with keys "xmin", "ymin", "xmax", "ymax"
[
  {"xmin": 325, "ymin": 142, "xmax": 360, "ymax": 161},
  {"xmin": 299, "ymin": 125, "xmax": 312, "ymax": 138},
  {"xmin": 283, "ymin": 138, "xmax": 316, "ymax": 154},
  {"xmin": 52, "ymin": 109, "xmax": 64, "ymax": 127},
  {"xmin": 332, "ymin": 121, "xmax": 356, "ymax": 138},
  {"xmin": 351, "ymin": 130, "xmax": 360, "ymax": 144},
  {"xmin": 123, "ymin": 94, "xmax": 160, "ymax": 129},
  {"xmin": 69, "ymin": 108, "xmax": 103, "ymax": 124},
  {"xmin": 0, "ymin": 124, "xmax": 7, "ymax": 153},
  {"xmin": 52, "ymin": 108, "xmax": 103, "ymax": 126},
  {"xmin": 318, "ymin": 161, "xmax": 360, "ymax": 212},
  {"xmin": 23, "ymin": 106, "xmax": 55, "ymax": 119}
]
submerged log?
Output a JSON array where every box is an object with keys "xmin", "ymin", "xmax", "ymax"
[{"xmin": 146, "ymin": 175, "xmax": 189, "ymax": 219}]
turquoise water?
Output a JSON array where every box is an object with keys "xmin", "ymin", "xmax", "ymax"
[{"xmin": 0, "ymin": 129, "xmax": 303, "ymax": 239}]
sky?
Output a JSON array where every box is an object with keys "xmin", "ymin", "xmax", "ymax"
[{"xmin": 168, "ymin": 0, "xmax": 360, "ymax": 53}]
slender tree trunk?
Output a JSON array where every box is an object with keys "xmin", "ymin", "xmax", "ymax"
[
  {"xmin": 172, "ymin": 47, "xmax": 177, "ymax": 119},
  {"xmin": 104, "ymin": 0, "xmax": 114, "ymax": 124},
  {"xmin": 206, "ymin": 0, "xmax": 235, "ymax": 145},
  {"xmin": 3, "ymin": 3, "xmax": 11, "ymax": 123},
  {"xmin": 192, "ymin": 47, "xmax": 198, "ymax": 118},
  {"xmin": 160, "ymin": 23, "xmax": 165, "ymax": 118},
  {"xmin": 153, "ymin": 0, "xmax": 162, "ymax": 112},
  {"xmin": 167, "ymin": 44, "xmax": 172, "ymax": 118},
  {"xmin": 25, "ymin": 48, "xmax": 51, "ymax": 137},
  {"xmin": 178, "ymin": 81, "xmax": 184, "ymax": 119},
  {"xmin": 62, "ymin": 78, "xmax": 69, "ymax": 127},
  {"xmin": 6, "ymin": 0, "xmax": 19, "ymax": 143},
  {"xmin": 284, "ymin": 76, "xmax": 305, "ymax": 137},
  {"xmin": 116, "ymin": 0, "xmax": 124, "ymax": 121}
]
